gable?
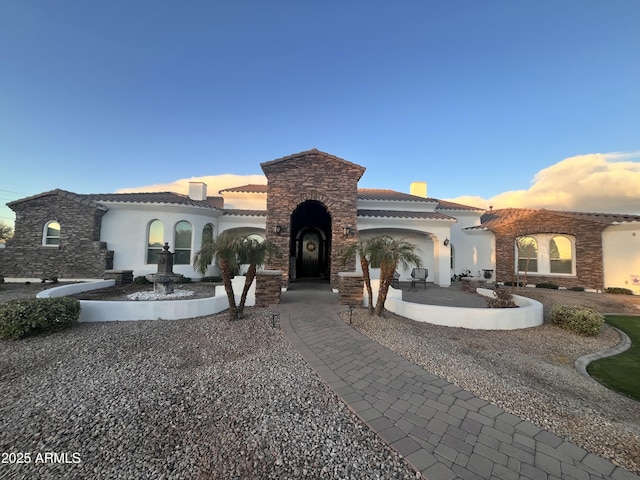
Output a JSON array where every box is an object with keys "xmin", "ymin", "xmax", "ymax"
[{"xmin": 260, "ymin": 148, "xmax": 366, "ymax": 180}]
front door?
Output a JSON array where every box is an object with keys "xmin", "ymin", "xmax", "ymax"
[
  {"xmin": 300, "ymin": 231, "xmax": 320, "ymax": 277},
  {"xmin": 290, "ymin": 200, "xmax": 331, "ymax": 280}
]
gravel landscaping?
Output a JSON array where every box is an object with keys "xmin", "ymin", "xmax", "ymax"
[
  {"xmin": 0, "ymin": 310, "xmax": 415, "ymax": 479},
  {"xmin": 1, "ymin": 282, "xmax": 639, "ymax": 477}
]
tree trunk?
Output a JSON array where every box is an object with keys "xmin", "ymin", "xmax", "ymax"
[
  {"xmin": 374, "ymin": 260, "xmax": 394, "ymax": 316},
  {"xmin": 237, "ymin": 264, "xmax": 257, "ymax": 317},
  {"xmin": 220, "ymin": 258, "xmax": 237, "ymax": 321},
  {"xmin": 360, "ymin": 257, "xmax": 374, "ymax": 314}
]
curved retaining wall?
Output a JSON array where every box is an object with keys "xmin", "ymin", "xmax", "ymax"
[
  {"xmin": 365, "ymin": 280, "xmax": 543, "ymax": 330},
  {"xmin": 37, "ymin": 278, "xmax": 254, "ymax": 322}
]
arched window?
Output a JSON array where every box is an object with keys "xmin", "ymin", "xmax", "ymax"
[
  {"xmin": 147, "ymin": 220, "xmax": 164, "ymax": 264},
  {"xmin": 550, "ymin": 236, "xmax": 573, "ymax": 274},
  {"xmin": 517, "ymin": 236, "xmax": 538, "ymax": 272},
  {"xmin": 202, "ymin": 224, "xmax": 214, "ymax": 244},
  {"xmin": 174, "ymin": 221, "xmax": 192, "ymax": 265},
  {"xmin": 244, "ymin": 233, "xmax": 265, "ymax": 244},
  {"xmin": 44, "ymin": 221, "xmax": 61, "ymax": 246}
]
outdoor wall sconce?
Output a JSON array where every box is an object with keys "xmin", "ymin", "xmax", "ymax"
[
  {"xmin": 273, "ymin": 225, "xmax": 282, "ymax": 235},
  {"xmin": 343, "ymin": 226, "xmax": 352, "ymax": 237},
  {"xmin": 443, "ymin": 238, "xmax": 450, "ymax": 246}
]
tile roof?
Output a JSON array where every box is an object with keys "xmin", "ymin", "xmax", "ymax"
[
  {"xmin": 436, "ymin": 199, "xmax": 485, "ymax": 212},
  {"xmin": 260, "ymin": 148, "xmax": 365, "ymax": 172},
  {"xmin": 219, "ymin": 184, "xmax": 268, "ymax": 194},
  {"xmin": 358, "ymin": 209, "xmax": 457, "ymax": 221},
  {"xmin": 8, "ymin": 189, "xmax": 106, "ymax": 209},
  {"xmin": 85, "ymin": 192, "xmax": 222, "ymax": 209},
  {"xmin": 473, "ymin": 208, "xmax": 640, "ymax": 230},
  {"xmin": 222, "ymin": 209, "xmax": 267, "ymax": 217},
  {"xmin": 357, "ymin": 189, "xmax": 436, "ymax": 202}
]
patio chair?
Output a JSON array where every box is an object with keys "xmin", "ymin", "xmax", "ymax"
[
  {"xmin": 411, "ymin": 268, "xmax": 428, "ymax": 290},
  {"xmin": 391, "ymin": 270, "xmax": 400, "ymax": 289}
]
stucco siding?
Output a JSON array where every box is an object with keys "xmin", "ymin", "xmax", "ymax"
[
  {"xmin": 100, "ymin": 203, "xmax": 221, "ymax": 278},
  {"xmin": 603, "ymin": 224, "xmax": 640, "ymax": 294}
]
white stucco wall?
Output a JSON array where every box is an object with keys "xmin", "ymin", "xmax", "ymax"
[
  {"xmin": 603, "ymin": 223, "xmax": 640, "ymax": 294},
  {"xmin": 354, "ymin": 218, "xmax": 453, "ymax": 287},
  {"xmin": 38, "ymin": 276, "xmax": 255, "ymax": 322},
  {"xmin": 99, "ymin": 202, "xmax": 221, "ymax": 279},
  {"xmin": 443, "ymin": 211, "xmax": 495, "ymax": 280},
  {"xmin": 218, "ymin": 214, "xmax": 266, "ymax": 233},
  {"xmin": 363, "ymin": 280, "xmax": 543, "ymax": 330}
]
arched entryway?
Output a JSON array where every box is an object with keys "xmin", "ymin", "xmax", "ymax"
[{"xmin": 290, "ymin": 201, "xmax": 331, "ymax": 280}]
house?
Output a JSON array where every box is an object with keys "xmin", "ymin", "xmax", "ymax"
[{"xmin": 1, "ymin": 149, "xmax": 639, "ymax": 294}]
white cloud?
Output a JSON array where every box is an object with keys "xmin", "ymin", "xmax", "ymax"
[
  {"xmin": 116, "ymin": 174, "xmax": 267, "ymax": 196},
  {"xmin": 117, "ymin": 153, "xmax": 640, "ymax": 216},
  {"xmin": 447, "ymin": 152, "xmax": 640, "ymax": 214}
]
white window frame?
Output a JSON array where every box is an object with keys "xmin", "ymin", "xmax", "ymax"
[
  {"xmin": 43, "ymin": 220, "xmax": 61, "ymax": 246},
  {"xmin": 147, "ymin": 219, "xmax": 164, "ymax": 264},
  {"xmin": 515, "ymin": 234, "xmax": 576, "ymax": 276},
  {"xmin": 174, "ymin": 220, "xmax": 193, "ymax": 265}
]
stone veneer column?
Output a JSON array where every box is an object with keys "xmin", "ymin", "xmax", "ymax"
[
  {"xmin": 261, "ymin": 150, "xmax": 365, "ymax": 289},
  {"xmin": 338, "ymin": 272, "xmax": 364, "ymax": 306},
  {"xmin": 255, "ymin": 270, "xmax": 283, "ymax": 307}
]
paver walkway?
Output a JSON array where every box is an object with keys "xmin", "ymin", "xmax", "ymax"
[{"xmin": 278, "ymin": 282, "xmax": 639, "ymax": 480}]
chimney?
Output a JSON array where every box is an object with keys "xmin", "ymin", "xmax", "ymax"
[
  {"xmin": 410, "ymin": 181, "xmax": 427, "ymax": 198},
  {"xmin": 188, "ymin": 182, "xmax": 207, "ymax": 201}
]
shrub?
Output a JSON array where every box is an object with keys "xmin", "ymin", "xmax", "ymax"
[
  {"xmin": 134, "ymin": 275, "xmax": 152, "ymax": 285},
  {"xmin": 176, "ymin": 276, "xmax": 192, "ymax": 284},
  {"xmin": 536, "ymin": 282, "xmax": 559, "ymax": 289},
  {"xmin": 551, "ymin": 305, "xmax": 604, "ymax": 336},
  {"xmin": 502, "ymin": 281, "xmax": 525, "ymax": 287},
  {"xmin": 0, "ymin": 297, "xmax": 81, "ymax": 340},
  {"xmin": 568, "ymin": 286, "xmax": 585, "ymax": 292},
  {"xmin": 606, "ymin": 287, "xmax": 633, "ymax": 295},
  {"xmin": 485, "ymin": 288, "xmax": 517, "ymax": 308}
]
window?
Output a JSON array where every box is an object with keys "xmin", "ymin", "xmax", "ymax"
[
  {"xmin": 515, "ymin": 234, "xmax": 576, "ymax": 276},
  {"xmin": 174, "ymin": 221, "xmax": 192, "ymax": 265},
  {"xmin": 517, "ymin": 236, "xmax": 538, "ymax": 272},
  {"xmin": 44, "ymin": 221, "xmax": 61, "ymax": 246},
  {"xmin": 244, "ymin": 233, "xmax": 264, "ymax": 244},
  {"xmin": 550, "ymin": 236, "xmax": 572, "ymax": 274},
  {"xmin": 450, "ymin": 244, "xmax": 455, "ymax": 270},
  {"xmin": 202, "ymin": 224, "xmax": 214, "ymax": 244},
  {"xmin": 147, "ymin": 220, "xmax": 164, "ymax": 264}
]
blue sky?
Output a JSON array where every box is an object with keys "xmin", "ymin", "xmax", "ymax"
[{"xmin": 2, "ymin": 1, "xmax": 640, "ymax": 225}]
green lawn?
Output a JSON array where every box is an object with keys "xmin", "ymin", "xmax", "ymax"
[{"xmin": 587, "ymin": 315, "xmax": 640, "ymax": 402}]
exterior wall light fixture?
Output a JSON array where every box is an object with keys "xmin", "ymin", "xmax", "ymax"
[
  {"xmin": 273, "ymin": 225, "xmax": 282, "ymax": 235},
  {"xmin": 343, "ymin": 226, "xmax": 352, "ymax": 237},
  {"xmin": 443, "ymin": 238, "xmax": 450, "ymax": 246}
]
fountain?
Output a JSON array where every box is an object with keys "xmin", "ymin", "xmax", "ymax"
[{"xmin": 145, "ymin": 243, "xmax": 184, "ymax": 294}]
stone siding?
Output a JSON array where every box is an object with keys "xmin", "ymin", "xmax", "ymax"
[
  {"xmin": 0, "ymin": 192, "xmax": 113, "ymax": 279},
  {"xmin": 338, "ymin": 273, "xmax": 364, "ymax": 306},
  {"xmin": 261, "ymin": 150, "xmax": 365, "ymax": 288},
  {"xmin": 255, "ymin": 270, "xmax": 283, "ymax": 307},
  {"xmin": 491, "ymin": 211, "xmax": 606, "ymax": 290}
]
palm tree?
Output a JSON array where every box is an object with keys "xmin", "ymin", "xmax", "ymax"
[
  {"xmin": 341, "ymin": 237, "xmax": 376, "ymax": 314},
  {"xmin": 237, "ymin": 237, "xmax": 281, "ymax": 317},
  {"xmin": 193, "ymin": 231, "xmax": 242, "ymax": 321},
  {"xmin": 369, "ymin": 235, "xmax": 422, "ymax": 316}
]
